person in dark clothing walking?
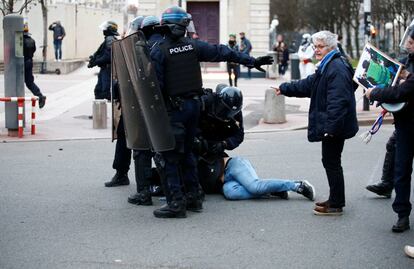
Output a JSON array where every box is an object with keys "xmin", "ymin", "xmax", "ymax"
[
  {"xmin": 48, "ymin": 21, "xmax": 65, "ymax": 61},
  {"xmin": 274, "ymin": 31, "xmax": 358, "ymax": 216},
  {"xmin": 226, "ymin": 34, "xmax": 240, "ymax": 86},
  {"xmin": 88, "ymin": 21, "xmax": 118, "ymax": 100},
  {"xmin": 366, "ymin": 29, "xmax": 414, "ymax": 198},
  {"xmin": 366, "ymin": 69, "xmax": 414, "ymax": 233},
  {"xmin": 23, "ymin": 24, "xmax": 46, "ymax": 108}
]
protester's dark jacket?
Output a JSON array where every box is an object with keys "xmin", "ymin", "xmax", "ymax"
[
  {"xmin": 399, "ymin": 54, "xmax": 414, "ymax": 73},
  {"xmin": 48, "ymin": 23, "xmax": 66, "ymax": 40},
  {"xmin": 150, "ymin": 35, "xmax": 255, "ymax": 91},
  {"xmin": 280, "ymin": 52, "xmax": 358, "ymax": 142},
  {"xmin": 23, "ymin": 34, "xmax": 36, "ymax": 61},
  {"xmin": 370, "ymin": 74, "xmax": 414, "ymax": 127}
]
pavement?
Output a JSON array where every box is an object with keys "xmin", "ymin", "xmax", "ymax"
[{"xmin": 0, "ymin": 64, "xmax": 390, "ymax": 142}]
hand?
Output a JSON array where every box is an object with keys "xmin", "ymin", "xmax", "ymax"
[
  {"xmin": 399, "ymin": 69, "xmax": 410, "ymax": 80},
  {"xmin": 254, "ymin": 56, "xmax": 274, "ymax": 72},
  {"xmin": 210, "ymin": 141, "xmax": 226, "ymax": 155},
  {"xmin": 271, "ymin": 86, "xmax": 282, "ymax": 96},
  {"xmin": 365, "ymin": 88, "xmax": 374, "ymax": 99},
  {"xmin": 193, "ymin": 137, "xmax": 209, "ymax": 155}
]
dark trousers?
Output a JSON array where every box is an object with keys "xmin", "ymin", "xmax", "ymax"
[
  {"xmin": 53, "ymin": 39, "xmax": 62, "ymax": 60},
  {"xmin": 322, "ymin": 137, "xmax": 345, "ymax": 208},
  {"xmin": 162, "ymin": 98, "xmax": 200, "ymax": 200},
  {"xmin": 24, "ymin": 59, "xmax": 43, "ymax": 97},
  {"xmin": 392, "ymin": 123, "xmax": 414, "ymax": 218},
  {"xmin": 94, "ymin": 66, "xmax": 111, "ymax": 100},
  {"xmin": 227, "ymin": 63, "xmax": 239, "ymax": 87},
  {"xmin": 133, "ymin": 150, "xmax": 154, "ymax": 192},
  {"xmin": 380, "ymin": 130, "xmax": 396, "ymax": 187},
  {"xmin": 112, "ymin": 117, "xmax": 131, "ymax": 174},
  {"xmin": 278, "ymin": 63, "xmax": 288, "ymax": 75}
]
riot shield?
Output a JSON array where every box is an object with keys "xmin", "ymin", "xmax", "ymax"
[
  {"xmin": 120, "ymin": 32, "xmax": 175, "ymax": 152},
  {"xmin": 111, "ymin": 47, "xmax": 121, "ymax": 142},
  {"xmin": 112, "ymin": 39, "xmax": 151, "ymax": 150}
]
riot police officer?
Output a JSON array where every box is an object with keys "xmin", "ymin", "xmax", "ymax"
[
  {"xmin": 194, "ymin": 85, "xmax": 244, "ymax": 193},
  {"xmin": 105, "ymin": 17, "xmax": 145, "ymax": 189},
  {"xmin": 88, "ymin": 21, "xmax": 119, "ymax": 100},
  {"xmin": 150, "ymin": 6, "xmax": 273, "ymax": 218},
  {"xmin": 23, "ymin": 23, "xmax": 46, "ymax": 108},
  {"xmin": 126, "ymin": 16, "xmax": 162, "ymax": 206}
]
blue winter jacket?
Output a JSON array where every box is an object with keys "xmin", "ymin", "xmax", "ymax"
[{"xmin": 280, "ymin": 52, "xmax": 358, "ymax": 142}]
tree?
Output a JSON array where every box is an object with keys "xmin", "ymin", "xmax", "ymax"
[{"xmin": 0, "ymin": 0, "xmax": 35, "ymax": 16}]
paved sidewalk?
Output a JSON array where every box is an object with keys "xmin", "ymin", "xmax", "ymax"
[{"xmin": 0, "ymin": 66, "xmax": 390, "ymax": 142}]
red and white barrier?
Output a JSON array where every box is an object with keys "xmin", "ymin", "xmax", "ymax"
[{"xmin": 0, "ymin": 97, "xmax": 38, "ymax": 138}]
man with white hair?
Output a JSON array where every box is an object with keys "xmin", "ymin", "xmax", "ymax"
[
  {"xmin": 273, "ymin": 31, "xmax": 358, "ymax": 216},
  {"xmin": 297, "ymin": 33, "xmax": 315, "ymax": 79}
]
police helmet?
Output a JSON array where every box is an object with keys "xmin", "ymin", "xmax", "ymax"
[
  {"xmin": 214, "ymin": 86, "xmax": 243, "ymax": 121},
  {"xmin": 127, "ymin": 16, "xmax": 145, "ymax": 35},
  {"xmin": 141, "ymin": 16, "xmax": 160, "ymax": 29},
  {"xmin": 99, "ymin": 20, "xmax": 119, "ymax": 36},
  {"xmin": 161, "ymin": 5, "xmax": 190, "ymax": 27}
]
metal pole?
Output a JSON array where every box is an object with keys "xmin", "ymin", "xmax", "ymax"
[
  {"xmin": 363, "ymin": 0, "xmax": 371, "ymax": 111},
  {"xmin": 3, "ymin": 15, "xmax": 25, "ymax": 136}
]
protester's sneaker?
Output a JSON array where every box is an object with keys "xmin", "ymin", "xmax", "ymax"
[
  {"xmin": 404, "ymin": 245, "xmax": 414, "ymax": 258},
  {"xmin": 271, "ymin": 191, "xmax": 289, "ymax": 200},
  {"xmin": 128, "ymin": 191, "xmax": 153, "ymax": 206},
  {"xmin": 296, "ymin": 180, "xmax": 315, "ymax": 201},
  {"xmin": 392, "ymin": 216, "xmax": 410, "ymax": 233},
  {"xmin": 38, "ymin": 96, "xmax": 46, "ymax": 109},
  {"xmin": 366, "ymin": 183, "xmax": 392, "ymax": 198},
  {"xmin": 104, "ymin": 172, "xmax": 129, "ymax": 187},
  {"xmin": 313, "ymin": 206, "xmax": 343, "ymax": 216}
]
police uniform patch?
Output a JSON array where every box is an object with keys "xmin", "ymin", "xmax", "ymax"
[{"xmin": 168, "ymin": 44, "xmax": 194, "ymax": 55}]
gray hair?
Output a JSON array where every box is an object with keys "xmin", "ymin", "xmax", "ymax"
[{"xmin": 312, "ymin": 31, "xmax": 338, "ymax": 49}]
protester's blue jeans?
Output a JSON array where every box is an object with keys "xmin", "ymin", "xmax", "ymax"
[
  {"xmin": 53, "ymin": 39, "xmax": 62, "ymax": 60},
  {"xmin": 223, "ymin": 157, "xmax": 297, "ymax": 200}
]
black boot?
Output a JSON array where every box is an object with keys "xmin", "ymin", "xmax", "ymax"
[
  {"xmin": 153, "ymin": 199, "xmax": 186, "ymax": 218},
  {"xmin": 128, "ymin": 190, "xmax": 153, "ymax": 205},
  {"xmin": 104, "ymin": 171, "xmax": 129, "ymax": 187},
  {"xmin": 366, "ymin": 182, "xmax": 392, "ymax": 198},
  {"xmin": 38, "ymin": 95, "xmax": 46, "ymax": 109},
  {"xmin": 392, "ymin": 216, "xmax": 410, "ymax": 233},
  {"xmin": 186, "ymin": 192, "xmax": 203, "ymax": 212}
]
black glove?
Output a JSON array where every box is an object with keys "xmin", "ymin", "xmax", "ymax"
[
  {"xmin": 210, "ymin": 141, "xmax": 226, "ymax": 155},
  {"xmin": 193, "ymin": 137, "xmax": 209, "ymax": 155},
  {"xmin": 87, "ymin": 55, "xmax": 96, "ymax": 68},
  {"xmin": 254, "ymin": 56, "xmax": 274, "ymax": 72}
]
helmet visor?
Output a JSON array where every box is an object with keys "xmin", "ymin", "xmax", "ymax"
[{"xmin": 214, "ymin": 99, "xmax": 239, "ymax": 121}]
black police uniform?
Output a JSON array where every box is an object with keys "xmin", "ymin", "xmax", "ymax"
[
  {"xmin": 90, "ymin": 34, "xmax": 116, "ymax": 100},
  {"xmin": 150, "ymin": 35, "xmax": 256, "ymax": 217},
  {"xmin": 23, "ymin": 33, "xmax": 46, "ymax": 106},
  {"xmin": 195, "ymin": 90, "xmax": 244, "ymax": 194},
  {"xmin": 367, "ymin": 54, "xmax": 414, "ymax": 196},
  {"xmin": 369, "ymin": 73, "xmax": 414, "ymax": 232}
]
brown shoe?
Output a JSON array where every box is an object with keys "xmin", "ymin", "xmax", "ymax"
[
  {"xmin": 315, "ymin": 200, "xmax": 329, "ymax": 207},
  {"xmin": 313, "ymin": 205, "xmax": 343, "ymax": 216}
]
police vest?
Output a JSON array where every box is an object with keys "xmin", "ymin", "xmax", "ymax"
[{"xmin": 160, "ymin": 37, "xmax": 202, "ymax": 97}]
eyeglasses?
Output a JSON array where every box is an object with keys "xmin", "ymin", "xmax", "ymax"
[{"xmin": 312, "ymin": 44, "xmax": 328, "ymax": 50}]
